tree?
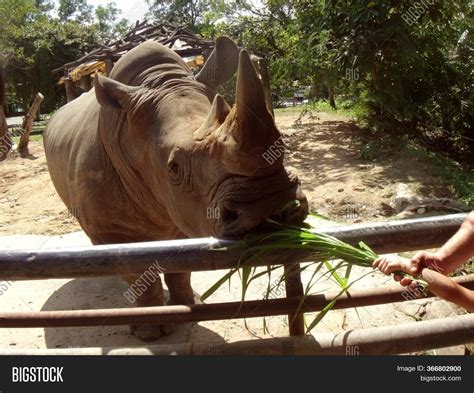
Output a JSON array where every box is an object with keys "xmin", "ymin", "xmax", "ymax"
[
  {"xmin": 58, "ymin": 0, "xmax": 94, "ymax": 23},
  {"xmin": 147, "ymin": 0, "xmax": 211, "ymax": 30},
  {"xmin": 95, "ymin": 2, "xmax": 130, "ymax": 43},
  {"xmin": 1, "ymin": 0, "xmax": 130, "ymax": 113},
  {"xmin": 7, "ymin": 16, "xmax": 98, "ymax": 112}
]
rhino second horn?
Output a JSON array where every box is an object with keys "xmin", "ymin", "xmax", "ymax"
[{"xmin": 194, "ymin": 94, "xmax": 231, "ymax": 141}]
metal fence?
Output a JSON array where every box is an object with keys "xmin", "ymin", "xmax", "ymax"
[{"xmin": 1, "ymin": 213, "xmax": 472, "ymax": 355}]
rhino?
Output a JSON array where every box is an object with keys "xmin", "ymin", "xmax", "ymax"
[{"xmin": 44, "ymin": 36, "xmax": 308, "ymax": 341}]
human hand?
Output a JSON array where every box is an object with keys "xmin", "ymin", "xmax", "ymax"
[
  {"xmin": 398, "ymin": 251, "xmax": 445, "ymax": 287},
  {"xmin": 372, "ymin": 254, "xmax": 412, "ymax": 281},
  {"xmin": 373, "ymin": 254, "xmax": 426, "ymax": 296}
]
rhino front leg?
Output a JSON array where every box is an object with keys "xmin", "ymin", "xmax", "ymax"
[
  {"xmin": 164, "ymin": 272, "xmax": 196, "ymax": 305},
  {"xmin": 122, "ymin": 274, "xmax": 174, "ymax": 341}
]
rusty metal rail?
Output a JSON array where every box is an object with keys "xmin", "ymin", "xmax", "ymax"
[
  {"xmin": 1, "ymin": 313, "xmax": 473, "ymax": 355},
  {"xmin": 1, "ymin": 274, "xmax": 473, "ymax": 328},
  {"xmin": 0, "ymin": 213, "xmax": 467, "ymax": 280}
]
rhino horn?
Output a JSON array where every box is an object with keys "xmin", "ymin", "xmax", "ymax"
[
  {"xmin": 229, "ymin": 49, "xmax": 279, "ymax": 164},
  {"xmin": 235, "ymin": 49, "xmax": 269, "ymax": 123}
]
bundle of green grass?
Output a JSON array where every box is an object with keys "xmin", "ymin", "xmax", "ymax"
[{"xmin": 203, "ymin": 211, "xmax": 426, "ymax": 332}]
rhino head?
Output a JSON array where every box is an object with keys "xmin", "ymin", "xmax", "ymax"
[{"xmin": 93, "ymin": 37, "xmax": 308, "ymax": 238}]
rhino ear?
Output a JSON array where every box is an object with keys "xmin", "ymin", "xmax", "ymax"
[
  {"xmin": 194, "ymin": 94, "xmax": 231, "ymax": 140},
  {"xmin": 196, "ymin": 36, "xmax": 239, "ymax": 89},
  {"xmin": 94, "ymin": 74, "xmax": 135, "ymax": 109}
]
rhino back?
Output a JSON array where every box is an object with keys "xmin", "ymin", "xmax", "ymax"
[
  {"xmin": 43, "ymin": 42, "xmax": 200, "ymax": 243},
  {"xmin": 109, "ymin": 40, "xmax": 191, "ymax": 86}
]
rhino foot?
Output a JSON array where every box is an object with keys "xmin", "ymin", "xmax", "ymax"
[{"xmin": 130, "ymin": 323, "xmax": 175, "ymax": 342}]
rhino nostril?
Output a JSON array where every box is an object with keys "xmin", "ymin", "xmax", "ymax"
[
  {"xmin": 271, "ymin": 199, "xmax": 308, "ymax": 224},
  {"xmin": 222, "ymin": 207, "xmax": 240, "ymax": 226}
]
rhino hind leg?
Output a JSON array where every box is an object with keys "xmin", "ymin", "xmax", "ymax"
[
  {"xmin": 122, "ymin": 274, "xmax": 174, "ymax": 342},
  {"xmin": 164, "ymin": 272, "xmax": 196, "ymax": 305}
]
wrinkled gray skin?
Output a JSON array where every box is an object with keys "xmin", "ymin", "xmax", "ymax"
[{"xmin": 44, "ymin": 37, "xmax": 308, "ymax": 341}]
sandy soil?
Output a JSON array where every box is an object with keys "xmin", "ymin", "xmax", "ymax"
[
  {"xmin": 0, "ymin": 111, "xmax": 466, "ymax": 352},
  {"xmin": 0, "ymin": 146, "xmax": 80, "ymax": 236}
]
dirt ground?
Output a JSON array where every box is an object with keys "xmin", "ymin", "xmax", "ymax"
[{"xmin": 0, "ymin": 111, "xmax": 467, "ymax": 353}]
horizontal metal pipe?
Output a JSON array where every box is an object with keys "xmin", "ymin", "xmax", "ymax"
[
  {"xmin": 1, "ymin": 274, "xmax": 473, "ymax": 328},
  {"xmin": 1, "ymin": 313, "xmax": 473, "ymax": 355},
  {"xmin": 0, "ymin": 213, "xmax": 466, "ymax": 279},
  {"xmin": 214, "ymin": 313, "xmax": 474, "ymax": 355}
]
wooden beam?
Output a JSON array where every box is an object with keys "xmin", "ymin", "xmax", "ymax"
[{"xmin": 52, "ymin": 22, "xmax": 214, "ymax": 74}]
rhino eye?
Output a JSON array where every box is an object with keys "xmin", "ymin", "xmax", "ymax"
[{"xmin": 168, "ymin": 161, "xmax": 179, "ymax": 175}]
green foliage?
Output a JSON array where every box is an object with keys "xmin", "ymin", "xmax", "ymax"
[
  {"xmin": 1, "ymin": 0, "xmax": 129, "ymax": 113},
  {"xmin": 293, "ymin": 0, "xmax": 474, "ymax": 164},
  {"xmin": 58, "ymin": 0, "xmax": 94, "ymax": 23},
  {"xmin": 146, "ymin": 0, "xmax": 212, "ymax": 30},
  {"xmin": 9, "ymin": 17, "xmax": 98, "ymax": 111},
  {"xmin": 95, "ymin": 2, "xmax": 130, "ymax": 43},
  {"xmin": 359, "ymin": 141, "xmax": 378, "ymax": 161},
  {"xmin": 202, "ymin": 218, "xmax": 426, "ymax": 332}
]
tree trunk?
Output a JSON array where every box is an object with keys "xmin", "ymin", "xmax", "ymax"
[
  {"xmin": 18, "ymin": 92, "xmax": 44, "ymax": 157},
  {"xmin": 328, "ymin": 86, "xmax": 337, "ymax": 110},
  {"xmin": 0, "ymin": 62, "xmax": 10, "ymax": 162}
]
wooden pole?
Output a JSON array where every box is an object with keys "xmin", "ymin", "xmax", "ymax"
[
  {"xmin": 0, "ymin": 59, "xmax": 11, "ymax": 162},
  {"xmin": 80, "ymin": 74, "xmax": 92, "ymax": 92},
  {"xmin": 18, "ymin": 92, "xmax": 43, "ymax": 157},
  {"xmin": 105, "ymin": 59, "xmax": 114, "ymax": 76},
  {"xmin": 64, "ymin": 78, "xmax": 76, "ymax": 102},
  {"xmin": 284, "ymin": 264, "xmax": 305, "ymax": 335}
]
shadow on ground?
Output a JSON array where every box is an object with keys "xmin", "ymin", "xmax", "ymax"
[
  {"xmin": 41, "ymin": 277, "xmax": 225, "ymax": 350},
  {"xmin": 285, "ymin": 120, "xmax": 453, "ymax": 199}
]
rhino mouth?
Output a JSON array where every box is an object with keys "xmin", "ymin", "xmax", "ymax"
[{"xmin": 212, "ymin": 170, "xmax": 308, "ymax": 237}]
